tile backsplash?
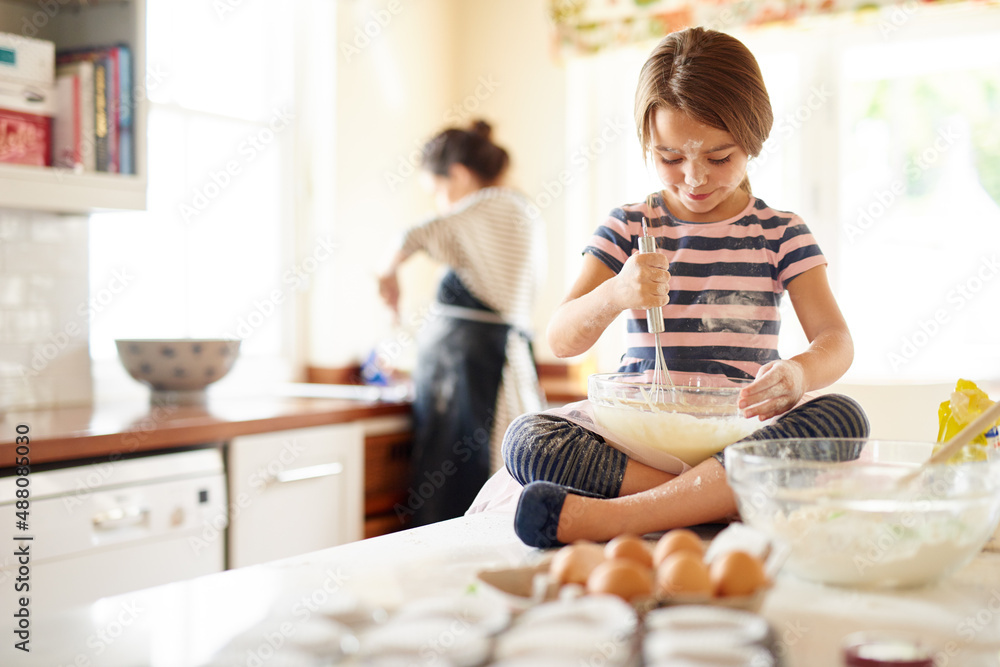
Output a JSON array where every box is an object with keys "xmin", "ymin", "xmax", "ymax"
[{"xmin": 0, "ymin": 208, "xmax": 93, "ymax": 410}]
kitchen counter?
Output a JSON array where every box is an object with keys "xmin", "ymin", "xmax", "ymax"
[
  {"xmin": 9, "ymin": 511, "xmax": 1000, "ymax": 666},
  {"xmin": 0, "ymin": 391, "xmax": 411, "ymax": 467}
]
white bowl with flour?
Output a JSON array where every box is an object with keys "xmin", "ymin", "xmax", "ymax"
[
  {"xmin": 725, "ymin": 439, "xmax": 1000, "ymax": 588},
  {"xmin": 589, "ymin": 372, "xmax": 763, "ymax": 467}
]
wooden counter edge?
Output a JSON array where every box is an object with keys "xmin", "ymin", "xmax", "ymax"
[{"xmin": 1, "ymin": 402, "xmax": 411, "ymax": 467}]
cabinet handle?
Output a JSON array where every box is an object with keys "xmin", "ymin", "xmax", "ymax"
[
  {"xmin": 92, "ymin": 506, "xmax": 150, "ymax": 531},
  {"xmin": 271, "ymin": 462, "xmax": 344, "ymax": 485}
]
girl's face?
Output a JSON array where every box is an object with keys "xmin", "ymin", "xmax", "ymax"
[{"xmin": 650, "ymin": 107, "xmax": 750, "ymax": 222}]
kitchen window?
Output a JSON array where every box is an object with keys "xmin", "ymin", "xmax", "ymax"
[
  {"xmin": 566, "ymin": 4, "xmax": 1000, "ymax": 384},
  {"xmin": 88, "ymin": 0, "xmax": 305, "ymax": 397}
]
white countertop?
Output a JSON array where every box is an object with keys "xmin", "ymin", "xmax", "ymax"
[{"xmin": 10, "ymin": 511, "xmax": 1000, "ymax": 666}]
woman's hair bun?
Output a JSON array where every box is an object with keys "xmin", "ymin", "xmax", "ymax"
[
  {"xmin": 470, "ymin": 119, "xmax": 492, "ymax": 139},
  {"xmin": 422, "ymin": 119, "xmax": 509, "ymax": 183}
]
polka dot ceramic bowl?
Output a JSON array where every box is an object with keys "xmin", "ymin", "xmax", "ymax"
[{"xmin": 115, "ymin": 338, "xmax": 241, "ymax": 404}]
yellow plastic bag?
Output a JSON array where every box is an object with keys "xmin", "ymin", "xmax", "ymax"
[{"xmin": 935, "ymin": 379, "xmax": 999, "ymax": 463}]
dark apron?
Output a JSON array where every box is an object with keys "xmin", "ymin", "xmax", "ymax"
[{"xmin": 405, "ymin": 271, "xmax": 509, "ymax": 527}]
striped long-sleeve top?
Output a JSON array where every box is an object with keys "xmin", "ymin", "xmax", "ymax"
[
  {"xmin": 400, "ymin": 187, "xmax": 544, "ymax": 333},
  {"xmin": 584, "ymin": 193, "xmax": 826, "ymax": 381}
]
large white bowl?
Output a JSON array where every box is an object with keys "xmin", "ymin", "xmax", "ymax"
[
  {"xmin": 115, "ymin": 338, "xmax": 241, "ymax": 404},
  {"xmin": 725, "ymin": 439, "xmax": 1000, "ymax": 588},
  {"xmin": 588, "ymin": 372, "xmax": 764, "ymax": 467}
]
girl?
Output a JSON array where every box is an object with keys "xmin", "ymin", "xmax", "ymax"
[
  {"xmin": 501, "ymin": 28, "xmax": 869, "ymax": 547},
  {"xmin": 379, "ymin": 120, "xmax": 546, "ymax": 527}
]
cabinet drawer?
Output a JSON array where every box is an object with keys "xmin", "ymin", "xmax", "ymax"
[
  {"xmin": 227, "ymin": 424, "xmax": 363, "ymax": 568},
  {"xmin": 364, "ymin": 431, "xmax": 413, "ymax": 495}
]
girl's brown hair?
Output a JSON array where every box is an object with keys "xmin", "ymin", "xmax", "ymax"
[
  {"xmin": 422, "ymin": 120, "xmax": 509, "ymax": 184},
  {"xmin": 634, "ymin": 27, "xmax": 773, "ymax": 193}
]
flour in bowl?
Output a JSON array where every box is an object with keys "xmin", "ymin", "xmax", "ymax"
[
  {"xmin": 593, "ymin": 403, "xmax": 762, "ymax": 467},
  {"xmin": 768, "ymin": 502, "xmax": 997, "ymax": 587}
]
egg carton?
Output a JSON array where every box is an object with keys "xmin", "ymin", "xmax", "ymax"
[{"xmin": 476, "ymin": 523, "xmax": 788, "ymax": 614}]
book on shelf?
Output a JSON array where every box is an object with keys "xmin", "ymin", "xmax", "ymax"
[
  {"xmin": 55, "ymin": 44, "xmax": 133, "ymax": 175},
  {"xmin": 54, "ymin": 60, "xmax": 96, "ymax": 171}
]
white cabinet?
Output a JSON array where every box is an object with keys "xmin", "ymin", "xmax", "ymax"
[
  {"xmin": 226, "ymin": 424, "xmax": 364, "ymax": 569},
  {"xmin": 0, "ymin": 0, "xmax": 146, "ymax": 212}
]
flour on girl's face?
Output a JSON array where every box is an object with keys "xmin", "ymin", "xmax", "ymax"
[{"xmin": 682, "ymin": 139, "xmax": 704, "ymax": 155}]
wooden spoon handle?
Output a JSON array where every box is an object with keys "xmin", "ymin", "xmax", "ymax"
[{"xmin": 925, "ymin": 399, "xmax": 1000, "ymax": 466}]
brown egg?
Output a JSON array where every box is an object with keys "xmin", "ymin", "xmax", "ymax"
[
  {"xmin": 655, "ymin": 551, "xmax": 713, "ymax": 598},
  {"xmin": 586, "ymin": 558, "xmax": 654, "ymax": 601},
  {"xmin": 549, "ymin": 541, "xmax": 606, "ymax": 585},
  {"xmin": 710, "ymin": 550, "xmax": 768, "ymax": 597},
  {"xmin": 653, "ymin": 528, "xmax": 705, "ymax": 567},
  {"xmin": 604, "ymin": 534, "xmax": 654, "ymax": 568}
]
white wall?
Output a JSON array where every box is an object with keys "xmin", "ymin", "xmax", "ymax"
[
  {"xmin": 307, "ymin": 0, "xmax": 568, "ymax": 370},
  {"xmin": 308, "ymin": 0, "xmax": 458, "ymax": 370},
  {"xmin": 451, "ymin": 0, "xmax": 568, "ymax": 363}
]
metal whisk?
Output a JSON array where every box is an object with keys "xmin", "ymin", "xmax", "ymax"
[{"xmin": 640, "ymin": 217, "xmax": 673, "ymax": 397}]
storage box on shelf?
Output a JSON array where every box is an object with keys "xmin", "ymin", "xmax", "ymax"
[
  {"xmin": 0, "ymin": 0, "xmax": 146, "ymax": 213},
  {"xmin": 0, "ymin": 32, "xmax": 55, "ymax": 167}
]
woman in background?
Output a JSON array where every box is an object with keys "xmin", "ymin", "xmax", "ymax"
[{"xmin": 378, "ymin": 120, "xmax": 546, "ymax": 526}]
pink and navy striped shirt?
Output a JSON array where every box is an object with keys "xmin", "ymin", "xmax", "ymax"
[{"xmin": 585, "ymin": 193, "xmax": 827, "ymax": 381}]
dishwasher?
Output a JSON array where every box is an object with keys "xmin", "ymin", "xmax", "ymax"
[{"xmin": 0, "ymin": 448, "xmax": 227, "ymax": 612}]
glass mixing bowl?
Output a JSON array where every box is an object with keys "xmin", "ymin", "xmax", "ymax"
[
  {"xmin": 725, "ymin": 439, "xmax": 1000, "ymax": 588},
  {"xmin": 588, "ymin": 372, "xmax": 764, "ymax": 467}
]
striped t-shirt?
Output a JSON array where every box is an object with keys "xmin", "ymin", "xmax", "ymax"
[{"xmin": 584, "ymin": 193, "xmax": 826, "ymax": 381}]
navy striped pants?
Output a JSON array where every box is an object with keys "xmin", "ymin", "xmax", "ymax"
[{"xmin": 502, "ymin": 394, "xmax": 870, "ymax": 498}]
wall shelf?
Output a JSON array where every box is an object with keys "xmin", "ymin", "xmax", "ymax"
[
  {"xmin": 0, "ymin": 163, "xmax": 145, "ymax": 213},
  {"xmin": 0, "ymin": 0, "xmax": 146, "ymax": 213}
]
